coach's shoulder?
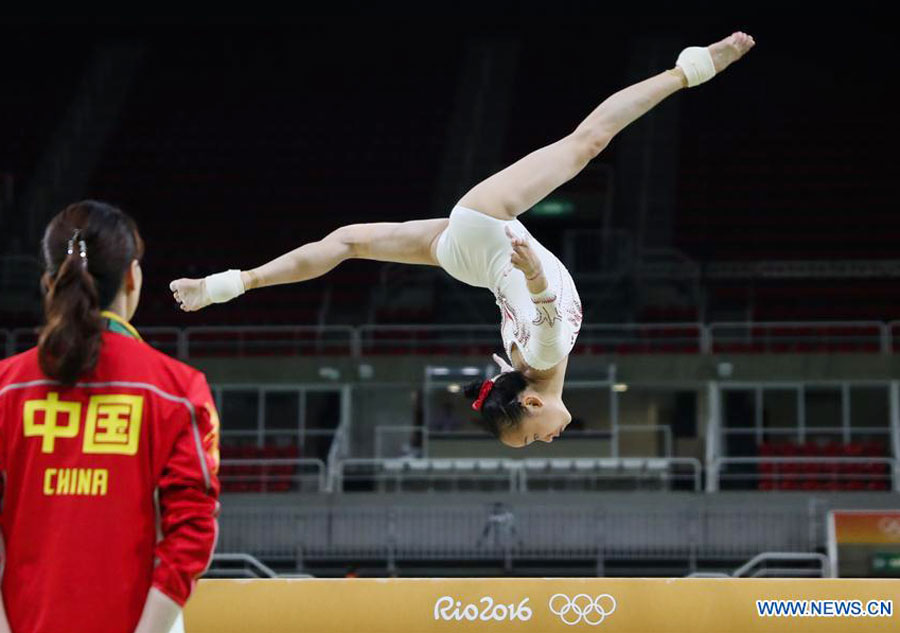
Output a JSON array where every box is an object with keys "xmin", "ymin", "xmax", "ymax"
[{"xmin": 0, "ymin": 347, "xmax": 41, "ymax": 388}]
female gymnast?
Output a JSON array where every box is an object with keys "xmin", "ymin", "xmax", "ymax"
[{"xmin": 171, "ymin": 32, "xmax": 754, "ymax": 447}]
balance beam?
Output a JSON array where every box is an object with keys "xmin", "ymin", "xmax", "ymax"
[{"xmin": 184, "ymin": 578, "xmax": 899, "ymax": 632}]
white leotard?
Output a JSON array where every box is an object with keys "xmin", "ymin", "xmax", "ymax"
[{"xmin": 435, "ymin": 206, "xmax": 582, "ymax": 370}]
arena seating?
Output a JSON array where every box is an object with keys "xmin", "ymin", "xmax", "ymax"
[
  {"xmin": 755, "ymin": 440, "xmax": 890, "ymax": 491},
  {"xmin": 707, "ymin": 281, "xmax": 900, "ymax": 323},
  {"xmin": 219, "ymin": 444, "xmax": 301, "ymax": 493}
]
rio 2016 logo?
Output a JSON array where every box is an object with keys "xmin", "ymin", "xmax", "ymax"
[{"xmin": 433, "ymin": 596, "xmax": 533, "ymax": 622}]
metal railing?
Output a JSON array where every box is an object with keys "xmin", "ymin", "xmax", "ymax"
[
  {"xmin": 577, "ymin": 323, "xmax": 705, "ymax": 354},
  {"xmin": 712, "ymin": 457, "xmax": 898, "ymax": 492},
  {"xmin": 722, "ymin": 427, "xmax": 892, "ymax": 437},
  {"xmin": 886, "ymin": 321, "xmax": 900, "ymax": 352},
  {"xmin": 358, "ymin": 324, "xmax": 496, "ymax": 355},
  {"xmin": 140, "ymin": 327, "xmax": 185, "ymax": 358},
  {"xmin": 687, "ymin": 552, "xmax": 831, "ymax": 578},
  {"xmin": 0, "ymin": 326, "xmax": 356, "ymax": 358},
  {"xmin": 184, "ymin": 325, "xmax": 358, "ymax": 357},
  {"xmin": 206, "ymin": 553, "xmax": 278, "ymax": 579},
  {"xmin": 7, "ymin": 320, "xmax": 900, "ymax": 359},
  {"xmin": 518, "ymin": 457, "xmax": 702, "ymax": 492},
  {"xmin": 710, "ymin": 321, "xmax": 888, "ymax": 354},
  {"xmin": 5, "ymin": 325, "xmax": 186, "ymax": 357},
  {"xmin": 326, "ymin": 414, "xmax": 352, "ymax": 494},
  {"xmin": 375, "ymin": 425, "xmax": 674, "ymax": 460},
  {"xmin": 211, "ymin": 454, "xmax": 895, "ymax": 495},
  {"xmin": 330, "ymin": 457, "xmax": 701, "ymax": 493},
  {"xmin": 334, "ymin": 458, "xmax": 522, "ymax": 493},
  {"xmin": 375, "ymin": 425, "xmax": 430, "ymax": 459},
  {"xmin": 736, "ymin": 552, "xmax": 831, "ymax": 578},
  {"xmin": 219, "ymin": 458, "xmax": 327, "ymax": 493}
]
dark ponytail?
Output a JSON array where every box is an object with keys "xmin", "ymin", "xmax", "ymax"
[
  {"xmin": 37, "ymin": 201, "xmax": 144, "ymax": 386},
  {"xmin": 463, "ymin": 371, "xmax": 528, "ymax": 438},
  {"xmin": 38, "ymin": 242, "xmax": 103, "ymax": 385}
]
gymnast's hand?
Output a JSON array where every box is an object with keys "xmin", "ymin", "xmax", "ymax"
[
  {"xmin": 505, "ymin": 226, "xmax": 542, "ymax": 281},
  {"xmin": 169, "ymin": 277, "xmax": 212, "ymax": 312}
]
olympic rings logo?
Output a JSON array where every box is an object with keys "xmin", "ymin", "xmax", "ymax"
[
  {"xmin": 548, "ymin": 593, "xmax": 617, "ymax": 626},
  {"xmin": 877, "ymin": 517, "xmax": 900, "ymax": 538}
]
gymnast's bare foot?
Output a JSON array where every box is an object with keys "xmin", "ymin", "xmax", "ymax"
[
  {"xmin": 169, "ymin": 277, "xmax": 210, "ymax": 312},
  {"xmin": 708, "ymin": 31, "xmax": 756, "ymax": 74}
]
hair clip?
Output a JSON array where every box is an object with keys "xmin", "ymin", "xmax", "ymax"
[{"xmin": 67, "ymin": 229, "xmax": 88, "ymax": 268}]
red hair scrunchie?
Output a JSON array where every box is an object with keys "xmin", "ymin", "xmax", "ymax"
[{"xmin": 471, "ymin": 379, "xmax": 495, "ymax": 411}]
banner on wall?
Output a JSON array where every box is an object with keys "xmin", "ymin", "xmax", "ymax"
[{"xmin": 829, "ymin": 510, "xmax": 900, "ymax": 578}]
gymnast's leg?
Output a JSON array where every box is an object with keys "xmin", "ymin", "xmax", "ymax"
[
  {"xmin": 458, "ymin": 32, "xmax": 755, "ymax": 221},
  {"xmin": 170, "ymin": 219, "xmax": 448, "ymax": 311}
]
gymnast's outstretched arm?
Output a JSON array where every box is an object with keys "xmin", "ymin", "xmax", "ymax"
[{"xmin": 458, "ymin": 32, "xmax": 755, "ymax": 222}]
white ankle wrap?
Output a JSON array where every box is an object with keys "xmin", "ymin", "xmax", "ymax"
[
  {"xmin": 205, "ymin": 269, "xmax": 245, "ymax": 303},
  {"xmin": 676, "ymin": 46, "xmax": 716, "ymax": 87}
]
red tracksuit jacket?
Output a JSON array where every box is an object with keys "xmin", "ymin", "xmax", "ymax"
[{"xmin": 0, "ymin": 322, "xmax": 220, "ymax": 633}]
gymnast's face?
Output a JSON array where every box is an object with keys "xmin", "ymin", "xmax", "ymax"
[{"xmin": 501, "ymin": 392, "xmax": 572, "ymax": 448}]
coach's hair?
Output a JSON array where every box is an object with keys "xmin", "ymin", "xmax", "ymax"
[
  {"xmin": 38, "ymin": 201, "xmax": 144, "ymax": 385},
  {"xmin": 463, "ymin": 371, "xmax": 528, "ymax": 438}
]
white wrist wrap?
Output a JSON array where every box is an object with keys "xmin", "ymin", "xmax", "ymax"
[
  {"xmin": 676, "ymin": 46, "xmax": 716, "ymax": 87},
  {"xmin": 204, "ymin": 269, "xmax": 245, "ymax": 304},
  {"xmin": 529, "ymin": 287, "xmax": 557, "ymax": 304}
]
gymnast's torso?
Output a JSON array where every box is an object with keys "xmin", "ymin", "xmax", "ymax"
[{"xmin": 435, "ymin": 206, "xmax": 582, "ymax": 371}]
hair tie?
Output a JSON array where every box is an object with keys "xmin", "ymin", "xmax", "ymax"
[
  {"xmin": 471, "ymin": 379, "xmax": 495, "ymax": 411},
  {"xmin": 67, "ymin": 229, "xmax": 88, "ymax": 269}
]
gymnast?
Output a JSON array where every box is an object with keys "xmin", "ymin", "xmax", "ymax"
[{"xmin": 171, "ymin": 32, "xmax": 755, "ymax": 447}]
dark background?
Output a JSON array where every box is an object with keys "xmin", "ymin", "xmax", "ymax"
[{"xmin": 1, "ymin": 4, "xmax": 898, "ymax": 328}]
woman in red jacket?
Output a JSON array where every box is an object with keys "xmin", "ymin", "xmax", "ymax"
[{"xmin": 0, "ymin": 201, "xmax": 220, "ymax": 633}]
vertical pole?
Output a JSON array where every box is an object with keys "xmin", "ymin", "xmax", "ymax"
[
  {"xmin": 424, "ymin": 368, "xmax": 433, "ymax": 439},
  {"xmin": 387, "ymin": 507, "xmax": 398, "ymax": 577},
  {"xmin": 257, "ymin": 387, "xmax": 266, "ymax": 448},
  {"xmin": 842, "ymin": 383, "xmax": 851, "ymax": 444},
  {"xmin": 889, "ymin": 381, "xmax": 900, "ymax": 492},
  {"xmin": 341, "ymin": 385, "xmax": 352, "ymax": 457},
  {"xmin": 705, "ymin": 381, "xmax": 720, "ymax": 492},
  {"xmin": 351, "ymin": 327, "xmax": 362, "ymax": 358},
  {"xmin": 595, "ymin": 508, "xmax": 606, "ymax": 577},
  {"xmin": 807, "ymin": 497, "xmax": 821, "ymax": 555},
  {"xmin": 700, "ymin": 324, "xmax": 712, "ymax": 354},
  {"xmin": 299, "ymin": 389, "xmax": 307, "ymax": 450},
  {"xmin": 374, "ymin": 428, "xmax": 383, "ymax": 461},
  {"xmin": 755, "ymin": 387, "xmax": 764, "ymax": 447},
  {"xmin": 609, "ymin": 364, "xmax": 619, "ymax": 458}
]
